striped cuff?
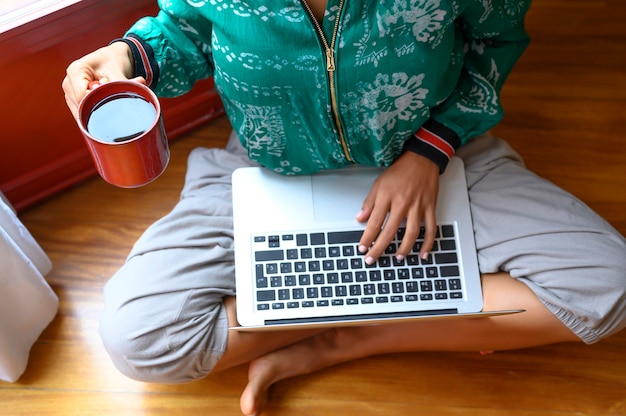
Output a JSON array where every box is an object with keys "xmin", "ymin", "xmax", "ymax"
[
  {"xmin": 110, "ymin": 34, "xmax": 159, "ymax": 91},
  {"xmin": 403, "ymin": 119, "xmax": 461, "ymax": 173}
]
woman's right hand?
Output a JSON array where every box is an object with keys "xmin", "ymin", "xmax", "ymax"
[{"xmin": 62, "ymin": 42, "xmax": 144, "ymax": 120}]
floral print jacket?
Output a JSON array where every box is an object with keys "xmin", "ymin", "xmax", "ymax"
[{"xmin": 119, "ymin": 0, "xmax": 531, "ymax": 174}]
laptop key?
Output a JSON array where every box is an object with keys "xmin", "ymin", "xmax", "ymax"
[
  {"xmin": 434, "ymin": 279, "xmax": 447, "ymax": 291},
  {"xmin": 268, "ymin": 235, "xmax": 280, "ymax": 248},
  {"xmin": 426, "ymin": 267, "xmax": 438, "ymax": 278},
  {"xmin": 377, "ymin": 283, "xmax": 390, "ymax": 294},
  {"xmin": 341, "ymin": 271, "xmax": 354, "ymax": 283},
  {"xmin": 296, "ymin": 234, "xmax": 308, "ymax": 246},
  {"xmin": 255, "ymin": 250, "xmax": 284, "ymax": 261},
  {"xmin": 449, "ymin": 279, "xmax": 462, "ymax": 290},
  {"xmin": 441, "ymin": 224, "xmax": 455, "ymax": 238},
  {"xmin": 328, "ymin": 230, "xmax": 363, "ymax": 244},
  {"xmin": 298, "ymin": 274, "xmax": 311, "ymax": 285},
  {"xmin": 440, "ymin": 266, "xmax": 460, "ymax": 277},
  {"xmin": 435, "ymin": 252, "xmax": 458, "ymax": 264},
  {"xmin": 335, "ymin": 286, "xmax": 348, "ymax": 297},
  {"xmin": 440, "ymin": 239, "xmax": 456, "ymax": 251},
  {"xmin": 321, "ymin": 287, "xmax": 333, "ymax": 297},
  {"xmin": 329, "ymin": 246, "xmax": 341, "ymax": 257},
  {"xmin": 310, "ymin": 233, "xmax": 325, "ymax": 245},
  {"xmin": 256, "ymin": 276, "xmax": 268, "ymax": 288},
  {"xmin": 257, "ymin": 290, "xmax": 275, "ymax": 302}
]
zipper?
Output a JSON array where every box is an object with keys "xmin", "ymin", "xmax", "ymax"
[{"xmin": 301, "ymin": 0, "xmax": 353, "ymax": 162}]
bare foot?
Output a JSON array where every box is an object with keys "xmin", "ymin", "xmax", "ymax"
[
  {"xmin": 239, "ymin": 357, "xmax": 271, "ymax": 416},
  {"xmin": 239, "ymin": 329, "xmax": 346, "ymax": 415}
]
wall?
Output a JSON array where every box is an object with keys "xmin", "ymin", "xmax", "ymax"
[{"xmin": 0, "ymin": 0, "xmax": 224, "ymax": 212}]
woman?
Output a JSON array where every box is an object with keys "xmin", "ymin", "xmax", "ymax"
[{"xmin": 63, "ymin": 1, "xmax": 626, "ymax": 414}]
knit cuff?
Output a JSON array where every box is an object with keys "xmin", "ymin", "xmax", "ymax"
[
  {"xmin": 110, "ymin": 34, "xmax": 159, "ymax": 91},
  {"xmin": 403, "ymin": 119, "xmax": 462, "ymax": 173}
]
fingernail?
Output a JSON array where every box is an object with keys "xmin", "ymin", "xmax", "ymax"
[
  {"xmin": 365, "ymin": 256, "xmax": 375, "ymax": 265},
  {"xmin": 358, "ymin": 245, "xmax": 368, "ymax": 253},
  {"xmin": 396, "ymin": 254, "xmax": 405, "ymax": 261},
  {"xmin": 421, "ymin": 252, "xmax": 429, "ymax": 260}
]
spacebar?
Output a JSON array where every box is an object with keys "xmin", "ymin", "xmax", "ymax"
[{"xmin": 327, "ymin": 230, "xmax": 363, "ymax": 244}]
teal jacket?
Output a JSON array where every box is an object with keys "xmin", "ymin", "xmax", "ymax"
[{"xmin": 120, "ymin": 0, "xmax": 530, "ymax": 174}]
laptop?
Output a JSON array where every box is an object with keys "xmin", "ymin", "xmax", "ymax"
[{"xmin": 231, "ymin": 157, "xmax": 522, "ymax": 331}]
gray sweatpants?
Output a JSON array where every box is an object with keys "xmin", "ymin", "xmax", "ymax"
[{"xmin": 100, "ymin": 131, "xmax": 626, "ymax": 383}]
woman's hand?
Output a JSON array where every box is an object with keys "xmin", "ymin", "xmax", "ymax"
[
  {"xmin": 62, "ymin": 42, "xmax": 142, "ymax": 120},
  {"xmin": 356, "ymin": 151, "xmax": 440, "ymax": 265}
]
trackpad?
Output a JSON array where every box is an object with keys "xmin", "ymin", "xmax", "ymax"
[{"xmin": 311, "ymin": 168, "xmax": 380, "ymax": 222}]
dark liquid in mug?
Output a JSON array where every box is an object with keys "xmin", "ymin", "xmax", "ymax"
[{"xmin": 87, "ymin": 94, "xmax": 157, "ymax": 143}]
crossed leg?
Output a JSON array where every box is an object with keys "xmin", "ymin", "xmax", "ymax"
[{"xmin": 233, "ymin": 272, "xmax": 580, "ymax": 415}]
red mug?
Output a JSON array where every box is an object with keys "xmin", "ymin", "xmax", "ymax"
[{"xmin": 77, "ymin": 80, "xmax": 169, "ymax": 188}]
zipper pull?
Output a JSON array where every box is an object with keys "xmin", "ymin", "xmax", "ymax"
[{"xmin": 325, "ymin": 47, "xmax": 335, "ymax": 72}]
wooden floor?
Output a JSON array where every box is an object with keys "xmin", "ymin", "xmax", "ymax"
[{"xmin": 3, "ymin": 1, "xmax": 626, "ymax": 415}]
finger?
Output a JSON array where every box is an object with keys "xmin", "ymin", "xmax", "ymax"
[
  {"xmin": 63, "ymin": 63, "xmax": 95, "ymax": 115},
  {"xmin": 364, "ymin": 209, "xmax": 404, "ymax": 264},
  {"xmin": 130, "ymin": 76, "xmax": 147, "ymax": 85},
  {"xmin": 356, "ymin": 186, "xmax": 381, "ymax": 252},
  {"xmin": 358, "ymin": 207, "xmax": 387, "ymax": 255},
  {"xmin": 420, "ymin": 207, "xmax": 437, "ymax": 259},
  {"xmin": 396, "ymin": 209, "xmax": 421, "ymax": 259}
]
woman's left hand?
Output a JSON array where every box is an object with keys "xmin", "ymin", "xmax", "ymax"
[{"xmin": 356, "ymin": 151, "xmax": 440, "ymax": 264}]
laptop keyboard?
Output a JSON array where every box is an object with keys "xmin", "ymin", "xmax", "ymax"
[{"xmin": 252, "ymin": 225, "xmax": 463, "ymax": 311}]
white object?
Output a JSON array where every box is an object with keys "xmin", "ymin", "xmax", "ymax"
[{"xmin": 0, "ymin": 193, "xmax": 57, "ymax": 382}]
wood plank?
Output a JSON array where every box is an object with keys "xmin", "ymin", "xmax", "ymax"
[{"xmin": 2, "ymin": 2, "xmax": 625, "ymax": 415}]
